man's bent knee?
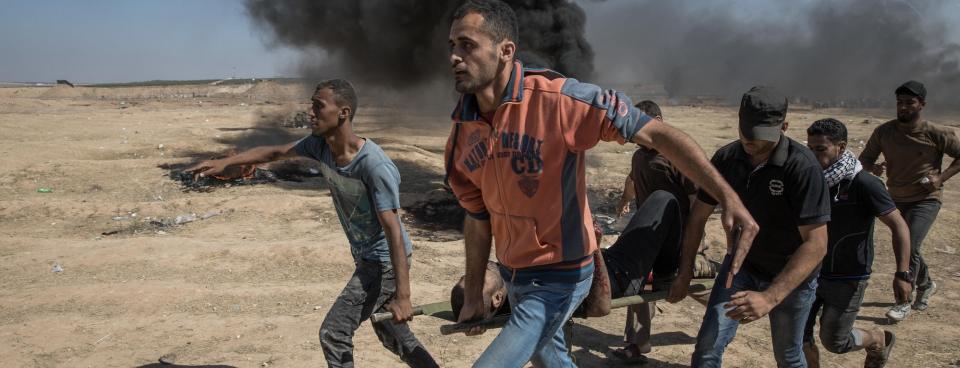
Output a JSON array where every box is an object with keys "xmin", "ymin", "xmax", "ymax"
[{"xmin": 819, "ymin": 331, "xmax": 854, "ymax": 354}]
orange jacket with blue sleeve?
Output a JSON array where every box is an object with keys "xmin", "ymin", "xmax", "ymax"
[{"xmin": 444, "ymin": 61, "xmax": 655, "ymax": 270}]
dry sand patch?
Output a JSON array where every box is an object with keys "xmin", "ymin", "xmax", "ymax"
[{"xmin": 1, "ymin": 85, "xmax": 959, "ymax": 367}]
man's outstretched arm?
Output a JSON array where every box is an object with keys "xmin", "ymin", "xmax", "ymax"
[
  {"xmin": 186, "ymin": 141, "xmax": 299, "ymax": 178},
  {"xmin": 633, "ymin": 121, "xmax": 759, "ymax": 284}
]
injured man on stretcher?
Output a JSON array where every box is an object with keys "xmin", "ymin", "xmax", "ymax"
[{"xmin": 450, "ymin": 190, "xmax": 719, "ymax": 321}]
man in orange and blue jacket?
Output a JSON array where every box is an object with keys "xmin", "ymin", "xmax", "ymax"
[{"xmin": 445, "ymin": 1, "xmax": 758, "ymax": 366}]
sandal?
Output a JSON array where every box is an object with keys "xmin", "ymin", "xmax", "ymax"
[{"xmin": 611, "ymin": 344, "xmax": 649, "ymax": 364}]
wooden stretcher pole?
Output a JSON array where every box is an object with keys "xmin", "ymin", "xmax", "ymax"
[
  {"xmin": 370, "ymin": 301, "xmax": 452, "ymax": 324},
  {"xmin": 440, "ymin": 280, "xmax": 714, "ymax": 335}
]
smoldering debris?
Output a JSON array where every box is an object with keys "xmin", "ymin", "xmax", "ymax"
[
  {"xmin": 402, "ymin": 192, "xmax": 465, "ymax": 241},
  {"xmin": 279, "ymin": 112, "xmax": 311, "ymax": 129},
  {"xmin": 169, "ymin": 167, "xmax": 283, "ymax": 192},
  {"xmin": 161, "ymin": 157, "xmax": 323, "ymax": 192}
]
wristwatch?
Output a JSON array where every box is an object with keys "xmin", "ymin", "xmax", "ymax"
[{"xmin": 894, "ymin": 271, "xmax": 912, "ymax": 282}]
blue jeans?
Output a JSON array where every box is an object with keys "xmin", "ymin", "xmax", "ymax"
[
  {"xmin": 473, "ymin": 262, "xmax": 594, "ymax": 368},
  {"xmin": 692, "ymin": 256, "xmax": 818, "ymax": 368}
]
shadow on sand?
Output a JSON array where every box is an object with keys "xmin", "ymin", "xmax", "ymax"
[
  {"xmin": 570, "ymin": 323, "xmax": 690, "ymax": 367},
  {"xmin": 135, "ymin": 364, "xmax": 236, "ymax": 368}
]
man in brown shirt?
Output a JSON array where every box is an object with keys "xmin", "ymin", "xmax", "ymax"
[
  {"xmin": 859, "ymin": 80, "xmax": 960, "ymax": 321},
  {"xmin": 612, "ymin": 100, "xmax": 717, "ymax": 363}
]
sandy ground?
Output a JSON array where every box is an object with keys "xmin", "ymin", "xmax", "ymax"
[{"xmin": 1, "ymin": 85, "xmax": 960, "ymax": 368}]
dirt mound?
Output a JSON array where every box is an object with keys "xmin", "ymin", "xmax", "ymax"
[
  {"xmin": 39, "ymin": 85, "xmax": 96, "ymax": 99},
  {"xmin": 243, "ymin": 81, "xmax": 308, "ymax": 102},
  {"xmin": 0, "ymin": 87, "xmax": 48, "ymax": 99}
]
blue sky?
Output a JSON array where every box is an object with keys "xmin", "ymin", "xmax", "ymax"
[
  {"xmin": 3, "ymin": 0, "xmax": 958, "ymax": 84},
  {"xmin": 0, "ymin": 0, "xmax": 298, "ymax": 83}
]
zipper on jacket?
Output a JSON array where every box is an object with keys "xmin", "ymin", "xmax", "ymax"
[{"xmin": 485, "ymin": 107, "xmax": 516, "ymax": 272}]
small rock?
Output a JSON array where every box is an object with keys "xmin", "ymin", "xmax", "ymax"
[
  {"xmin": 158, "ymin": 353, "xmax": 177, "ymax": 365},
  {"xmin": 52, "ymin": 263, "xmax": 63, "ymax": 273},
  {"xmin": 174, "ymin": 213, "xmax": 197, "ymax": 225},
  {"xmin": 936, "ymin": 245, "xmax": 957, "ymax": 255},
  {"xmin": 314, "ymin": 305, "xmax": 322, "ymax": 311}
]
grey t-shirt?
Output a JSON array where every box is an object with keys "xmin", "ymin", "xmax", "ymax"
[{"xmin": 294, "ymin": 136, "xmax": 412, "ymax": 262}]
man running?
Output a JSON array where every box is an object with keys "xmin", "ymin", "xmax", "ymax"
[
  {"xmin": 187, "ymin": 79, "xmax": 438, "ymax": 368},
  {"xmin": 445, "ymin": 1, "xmax": 757, "ymax": 367},
  {"xmin": 859, "ymin": 80, "xmax": 960, "ymax": 321},
  {"xmin": 802, "ymin": 118, "xmax": 912, "ymax": 368},
  {"xmin": 669, "ymin": 86, "xmax": 831, "ymax": 367}
]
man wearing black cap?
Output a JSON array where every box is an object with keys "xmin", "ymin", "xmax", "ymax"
[
  {"xmin": 669, "ymin": 86, "xmax": 831, "ymax": 367},
  {"xmin": 859, "ymin": 80, "xmax": 960, "ymax": 322}
]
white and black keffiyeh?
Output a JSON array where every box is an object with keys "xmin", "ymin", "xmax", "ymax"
[{"xmin": 823, "ymin": 149, "xmax": 862, "ymax": 188}]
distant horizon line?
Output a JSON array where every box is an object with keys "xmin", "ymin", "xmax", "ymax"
[{"xmin": 0, "ymin": 76, "xmax": 301, "ymax": 87}]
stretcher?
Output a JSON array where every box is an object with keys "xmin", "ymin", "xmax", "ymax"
[{"xmin": 371, "ymin": 280, "xmax": 714, "ymax": 335}]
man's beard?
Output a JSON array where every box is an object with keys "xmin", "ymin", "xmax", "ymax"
[
  {"xmin": 897, "ymin": 111, "xmax": 919, "ymax": 123},
  {"xmin": 454, "ymin": 77, "xmax": 485, "ymax": 94},
  {"xmin": 455, "ymin": 69, "xmax": 495, "ymax": 94},
  {"xmin": 454, "ymin": 53, "xmax": 499, "ymax": 94}
]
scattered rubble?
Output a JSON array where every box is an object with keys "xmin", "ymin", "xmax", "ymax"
[
  {"xmin": 402, "ymin": 192, "xmax": 465, "ymax": 241},
  {"xmin": 280, "ymin": 111, "xmax": 311, "ymax": 128}
]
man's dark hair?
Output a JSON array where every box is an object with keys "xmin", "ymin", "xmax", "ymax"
[
  {"xmin": 807, "ymin": 118, "xmax": 847, "ymax": 143},
  {"xmin": 450, "ymin": 262, "xmax": 504, "ymax": 319},
  {"xmin": 315, "ymin": 79, "xmax": 358, "ymax": 120},
  {"xmin": 452, "ymin": 0, "xmax": 519, "ymax": 44},
  {"xmin": 635, "ymin": 100, "xmax": 662, "ymax": 118}
]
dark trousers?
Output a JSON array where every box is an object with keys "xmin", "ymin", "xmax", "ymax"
[
  {"xmin": 896, "ymin": 199, "xmax": 941, "ymax": 289},
  {"xmin": 319, "ymin": 259, "xmax": 438, "ymax": 368},
  {"xmin": 604, "ymin": 190, "xmax": 683, "ymax": 298},
  {"xmin": 803, "ymin": 279, "xmax": 869, "ymax": 354}
]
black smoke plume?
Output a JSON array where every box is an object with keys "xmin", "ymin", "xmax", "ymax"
[
  {"xmin": 586, "ymin": 0, "xmax": 960, "ymax": 107},
  {"xmin": 245, "ymin": 0, "xmax": 594, "ymax": 89}
]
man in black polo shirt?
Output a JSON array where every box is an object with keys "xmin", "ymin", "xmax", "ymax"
[
  {"xmin": 668, "ymin": 86, "xmax": 831, "ymax": 367},
  {"xmin": 801, "ymin": 118, "xmax": 912, "ymax": 368}
]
